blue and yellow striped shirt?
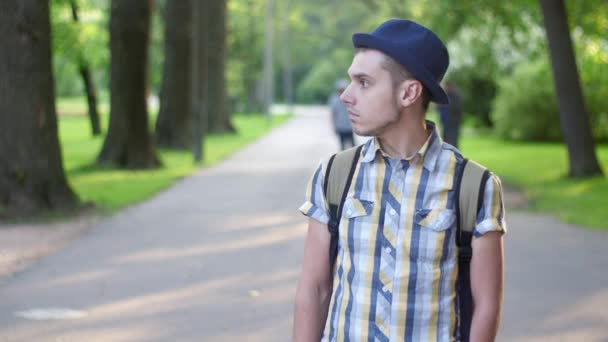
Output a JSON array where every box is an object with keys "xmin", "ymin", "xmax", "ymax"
[{"xmin": 299, "ymin": 122, "xmax": 506, "ymax": 341}]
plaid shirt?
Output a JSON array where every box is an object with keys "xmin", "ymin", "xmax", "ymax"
[{"xmin": 299, "ymin": 122, "xmax": 506, "ymax": 341}]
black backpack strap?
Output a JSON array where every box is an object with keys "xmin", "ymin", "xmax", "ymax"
[
  {"xmin": 454, "ymin": 158, "xmax": 490, "ymax": 342},
  {"xmin": 323, "ymin": 145, "xmax": 363, "ymax": 273}
]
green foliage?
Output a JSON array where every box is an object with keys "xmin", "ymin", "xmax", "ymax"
[
  {"xmin": 577, "ymin": 35, "xmax": 608, "ymax": 140},
  {"xmin": 461, "ymin": 134, "xmax": 608, "ymax": 229},
  {"xmin": 51, "ymin": 0, "xmax": 109, "ymax": 97},
  {"xmin": 424, "ymin": 0, "xmax": 606, "ymax": 128},
  {"xmin": 47, "ymin": 0, "xmax": 607, "ymax": 114},
  {"xmin": 445, "ymin": 17, "xmax": 547, "ymax": 126},
  {"xmin": 51, "ymin": 0, "xmax": 166, "ymax": 98},
  {"xmin": 566, "ymin": 0, "xmax": 608, "ymax": 40},
  {"xmin": 226, "ymin": 0, "xmax": 378, "ymax": 106},
  {"xmin": 492, "ymin": 42, "xmax": 608, "ymax": 142},
  {"xmin": 226, "ymin": 0, "xmax": 264, "ymax": 104},
  {"xmin": 492, "ymin": 59, "xmax": 560, "ymax": 141},
  {"xmin": 295, "ymin": 49, "xmax": 352, "ymax": 103}
]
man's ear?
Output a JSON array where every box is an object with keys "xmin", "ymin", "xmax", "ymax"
[{"xmin": 397, "ymin": 80, "xmax": 424, "ymax": 108}]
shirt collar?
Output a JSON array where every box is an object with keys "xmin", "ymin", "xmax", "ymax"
[{"xmin": 360, "ymin": 120, "xmax": 442, "ymax": 172}]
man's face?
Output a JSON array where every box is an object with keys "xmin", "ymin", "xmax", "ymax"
[{"xmin": 340, "ymin": 49, "xmax": 400, "ymax": 137}]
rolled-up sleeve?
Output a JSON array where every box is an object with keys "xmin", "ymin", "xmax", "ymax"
[
  {"xmin": 298, "ymin": 160, "xmax": 330, "ymax": 224},
  {"xmin": 473, "ymin": 173, "xmax": 507, "ymax": 238}
]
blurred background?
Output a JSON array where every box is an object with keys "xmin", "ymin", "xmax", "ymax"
[{"xmin": 0, "ymin": 0, "xmax": 606, "ymax": 226}]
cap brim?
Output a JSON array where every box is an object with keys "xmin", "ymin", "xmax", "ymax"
[{"xmin": 425, "ymin": 77, "xmax": 449, "ymax": 104}]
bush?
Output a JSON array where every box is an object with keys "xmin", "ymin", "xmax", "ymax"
[
  {"xmin": 492, "ymin": 50, "xmax": 608, "ymax": 142},
  {"xmin": 448, "ymin": 69, "xmax": 498, "ymax": 128},
  {"xmin": 296, "ymin": 49, "xmax": 353, "ymax": 103},
  {"xmin": 492, "ymin": 59, "xmax": 561, "ymax": 141}
]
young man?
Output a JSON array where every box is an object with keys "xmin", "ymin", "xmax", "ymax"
[{"xmin": 294, "ymin": 19, "xmax": 506, "ymax": 341}]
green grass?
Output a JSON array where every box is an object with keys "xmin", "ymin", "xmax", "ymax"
[
  {"xmin": 56, "ymin": 97, "xmax": 110, "ymax": 116},
  {"xmin": 58, "ymin": 109, "xmax": 291, "ymax": 212},
  {"xmin": 460, "ymin": 133, "xmax": 608, "ymax": 229}
]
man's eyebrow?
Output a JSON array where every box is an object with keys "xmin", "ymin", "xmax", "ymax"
[{"xmin": 349, "ymin": 72, "xmax": 373, "ymax": 80}]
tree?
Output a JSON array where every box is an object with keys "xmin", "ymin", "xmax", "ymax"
[
  {"xmin": 155, "ymin": 0, "xmax": 193, "ymax": 149},
  {"xmin": 97, "ymin": 0, "xmax": 160, "ymax": 168},
  {"xmin": 540, "ymin": 0, "xmax": 602, "ymax": 177},
  {"xmin": 228, "ymin": 0, "xmax": 264, "ymax": 113},
  {"xmin": 69, "ymin": 0, "xmax": 101, "ymax": 136},
  {"xmin": 0, "ymin": 0, "xmax": 78, "ymax": 216},
  {"xmin": 191, "ymin": 0, "xmax": 209, "ymax": 162},
  {"xmin": 261, "ymin": 0, "xmax": 274, "ymax": 115},
  {"xmin": 207, "ymin": 0, "xmax": 233, "ymax": 132},
  {"xmin": 280, "ymin": 0, "xmax": 294, "ymax": 109}
]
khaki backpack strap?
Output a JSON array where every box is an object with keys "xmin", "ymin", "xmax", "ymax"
[
  {"xmin": 455, "ymin": 158, "xmax": 490, "ymax": 341},
  {"xmin": 458, "ymin": 159, "xmax": 490, "ymax": 234},
  {"xmin": 324, "ymin": 146, "xmax": 361, "ymax": 208},
  {"xmin": 323, "ymin": 145, "xmax": 362, "ymax": 271}
]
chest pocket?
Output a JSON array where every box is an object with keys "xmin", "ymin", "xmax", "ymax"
[{"xmin": 414, "ymin": 208, "xmax": 456, "ymax": 263}]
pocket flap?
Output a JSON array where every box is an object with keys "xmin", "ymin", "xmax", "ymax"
[
  {"xmin": 342, "ymin": 197, "xmax": 374, "ymax": 218},
  {"xmin": 415, "ymin": 208, "xmax": 455, "ymax": 232}
]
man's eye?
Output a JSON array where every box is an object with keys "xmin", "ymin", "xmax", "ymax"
[{"xmin": 360, "ymin": 80, "xmax": 368, "ymax": 87}]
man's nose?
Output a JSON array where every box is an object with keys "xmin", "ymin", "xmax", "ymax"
[{"xmin": 340, "ymin": 83, "xmax": 354, "ymax": 105}]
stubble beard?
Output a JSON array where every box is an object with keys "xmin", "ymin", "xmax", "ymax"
[{"xmin": 360, "ymin": 98, "xmax": 402, "ymax": 138}]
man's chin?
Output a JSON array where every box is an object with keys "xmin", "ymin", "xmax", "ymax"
[{"xmin": 353, "ymin": 128, "xmax": 373, "ymax": 137}]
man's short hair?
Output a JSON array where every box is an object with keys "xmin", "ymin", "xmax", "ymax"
[{"xmin": 379, "ymin": 52, "xmax": 431, "ymax": 112}]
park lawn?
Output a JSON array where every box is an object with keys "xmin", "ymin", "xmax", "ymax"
[
  {"xmin": 58, "ymin": 112, "xmax": 291, "ymax": 212},
  {"xmin": 460, "ymin": 134, "xmax": 608, "ymax": 230},
  {"xmin": 56, "ymin": 96, "xmax": 111, "ymax": 117}
]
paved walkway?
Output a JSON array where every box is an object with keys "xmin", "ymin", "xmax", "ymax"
[{"xmin": 0, "ymin": 106, "xmax": 607, "ymax": 341}]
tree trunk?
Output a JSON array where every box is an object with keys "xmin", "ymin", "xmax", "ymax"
[
  {"xmin": 0, "ymin": 0, "xmax": 78, "ymax": 217},
  {"xmin": 98, "ymin": 0, "xmax": 160, "ymax": 169},
  {"xmin": 206, "ymin": 0, "xmax": 233, "ymax": 133},
  {"xmin": 281, "ymin": 0, "xmax": 293, "ymax": 111},
  {"xmin": 79, "ymin": 66, "xmax": 102, "ymax": 135},
  {"xmin": 70, "ymin": 0, "xmax": 101, "ymax": 136},
  {"xmin": 155, "ymin": 0, "xmax": 192, "ymax": 149},
  {"xmin": 243, "ymin": 0, "xmax": 262, "ymax": 114},
  {"xmin": 191, "ymin": 0, "xmax": 209, "ymax": 162},
  {"xmin": 262, "ymin": 0, "xmax": 274, "ymax": 116},
  {"xmin": 540, "ymin": 0, "xmax": 603, "ymax": 178}
]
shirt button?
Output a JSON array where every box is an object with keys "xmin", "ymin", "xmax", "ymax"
[
  {"xmin": 382, "ymin": 286, "xmax": 389, "ymax": 292},
  {"xmin": 390, "ymin": 209, "xmax": 397, "ymax": 216},
  {"xmin": 384, "ymin": 247, "xmax": 391, "ymax": 254}
]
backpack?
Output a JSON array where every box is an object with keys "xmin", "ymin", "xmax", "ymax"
[{"xmin": 322, "ymin": 144, "xmax": 490, "ymax": 342}]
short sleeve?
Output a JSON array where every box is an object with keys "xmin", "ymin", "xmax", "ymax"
[
  {"xmin": 473, "ymin": 173, "xmax": 507, "ymax": 239},
  {"xmin": 298, "ymin": 160, "xmax": 330, "ymax": 224}
]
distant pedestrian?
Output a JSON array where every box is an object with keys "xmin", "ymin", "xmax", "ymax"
[
  {"xmin": 438, "ymin": 80, "xmax": 463, "ymax": 148},
  {"xmin": 328, "ymin": 79, "xmax": 354, "ymax": 150}
]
